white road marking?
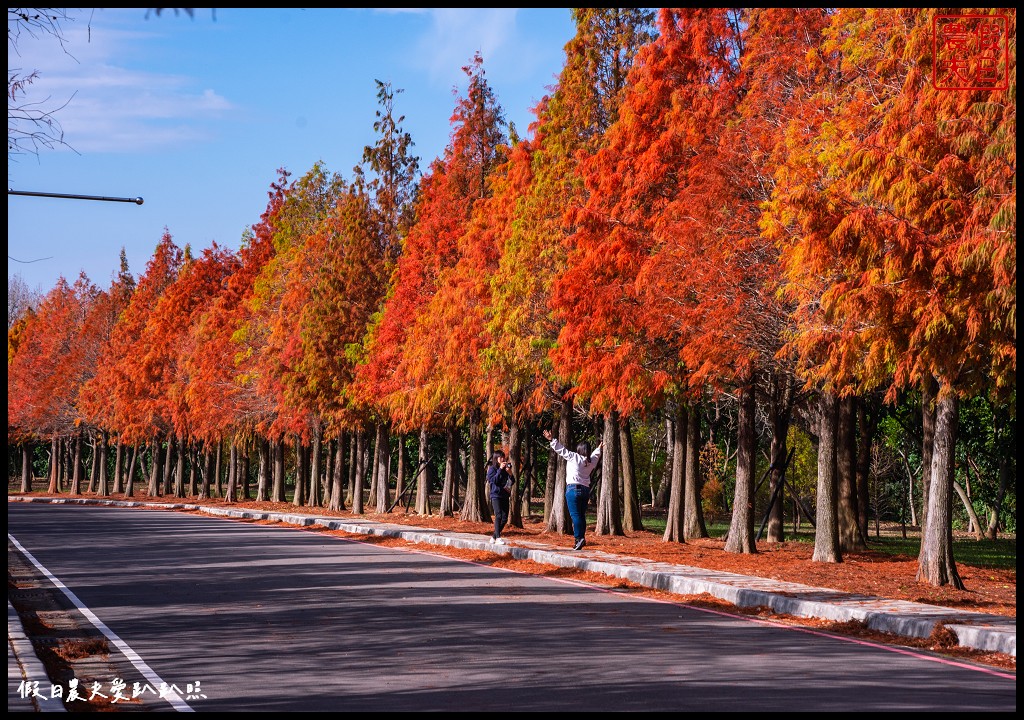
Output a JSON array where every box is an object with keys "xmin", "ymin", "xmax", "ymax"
[{"xmin": 8, "ymin": 533, "xmax": 195, "ymax": 712}]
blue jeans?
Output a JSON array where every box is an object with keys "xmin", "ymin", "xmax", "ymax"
[
  {"xmin": 565, "ymin": 484, "xmax": 590, "ymax": 541},
  {"xmin": 491, "ymin": 496, "xmax": 509, "ymax": 539}
]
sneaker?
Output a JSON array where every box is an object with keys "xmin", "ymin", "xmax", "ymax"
[
  {"xmin": 488, "ymin": 536, "xmax": 495, "ymax": 544},
  {"xmin": 573, "ymin": 537, "xmax": 586, "ymax": 551},
  {"xmin": 494, "ymin": 537, "xmax": 507, "ymax": 545}
]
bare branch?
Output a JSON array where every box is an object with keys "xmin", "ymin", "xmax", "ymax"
[{"xmin": 8, "ymin": 8, "xmax": 78, "ymax": 160}]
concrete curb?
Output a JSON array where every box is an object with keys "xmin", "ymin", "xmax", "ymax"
[
  {"xmin": 8, "ymin": 601, "xmax": 67, "ymax": 712},
  {"xmin": 9, "ymin": 496, "xmax": 1016, "ymax": 658}
]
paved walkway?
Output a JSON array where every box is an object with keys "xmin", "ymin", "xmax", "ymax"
[{"xmin": 9, "ymin": 496, "xmax": 1016, "ymax": 679}]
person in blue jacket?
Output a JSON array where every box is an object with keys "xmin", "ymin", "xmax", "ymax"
[
  {"xmin": 486, "ymin": 450, "xmax": 515, "ymax": 545},
  {"xmin": 543, "ymin": 428, "xmax": 602, "ymax": 550}
]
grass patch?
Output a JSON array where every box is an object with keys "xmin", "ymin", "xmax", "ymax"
[
  {"xmin": 863, "ymin": 535, "xmax": 1016, "ymax": 569},
  {"xmin": 637, "ymin": 515, "xmax": 730, "ymax": 539},
  {"xmin": 768, "ymin": 528, "xmax": 1015, "ymax": 569},
  {"xmin": 635, "ymin": 510, "xmax": 1015, "ymax": 569}
]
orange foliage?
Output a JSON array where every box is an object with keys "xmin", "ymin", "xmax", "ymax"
[
  {"xmin": 356, "ymin": 53, "xmax": 507, "ymax": 431},
  {"xmin": 9, "ymin": 275, "xmax": 102, "ymax": 440},
  {"xmin": 186, "ymin": 171, "xmax": 288, "ymax": 443},
  {"xmin": 491, "ymin": 9, "xmax": 655, "ymax": 420},
  {"xmin": 769, "ymin": 8, "xmax": 1016, "ymax": 401}
]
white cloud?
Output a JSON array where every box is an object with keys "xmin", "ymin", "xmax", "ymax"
[
  {"xmin": 198, "ymin": 88, "xmax": 232, "ymax": 111},
  {"xmin": 414, "ymin": 8, "xmax": 520, "ymax": 88},
  {"xmin": 8, "ymin": 11, "xmax": 233, "ymax": 153}
]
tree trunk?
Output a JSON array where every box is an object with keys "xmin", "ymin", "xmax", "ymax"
[
  {"xmin": 543, "ymin": 434, "xmax": 557, "ymax": 524},
  {"xmin": 837, "ymin": 396, "xmax": 866, "ymax": 551},
  {"xmin": 174, "ymin": 435, "xmax": 186, "ymax": 498},
  {"xmin": 162, "ymin": 434, "xmax": 174, "ymax": 495},
  {"xmin": 919, "ymin": 375, "xmax": 938, "ymax": 534},
  {"xmin": 148, "ymin": 438, "xmax": 162, "ymax": 496},
  {"xmin": 415, "ymin": 426, "xmax": 431, "ymax": 515},
  {"xmin": 461, "ymin": 410, "xmax": 488, "ymax": 522},
  {"xmin": 725, "ymin": 384, "xmax": 757, "ymax": 554},
  {"xmin": 239, "ymin": 441, "xmax": 251, "ymax": 500},
  {"xmin": 323, "ymin": 438, "xmax": 333, "ymax": 506},
  {"xmin": 214, "ymin": 439, "xmax": 223, "ymax": 499},
  {"xmin": 856, "ymin": 399, "xmax": 877, "ymax": 540},
  {"xmin": 329, "ymin": 432, "xmax": 347, "ymax": 512},
  {"xmin": 684, "ymin": 404, "xmax": 708, "ymax": 539},
  {"xmin": 520, "ymin": 425, "xmax": 535, "ymax": 519},
  {"xmin": 87, "ymin": 433, "xmax": 99, "ymax": 493},
  {"xmin": 188, "ymin": 445, "xmax": 198, "ymax": 497},
  {"xmin": 346, "ymin": 432, "xmax": 357, "ymax": 507},
  {"xmin": 663, "ymin": 402, "xmax": 687, "ymax": 543},
  {"xmin": 812, "ymin": 391, "xmax": 842, "ymax": 563},
  {"xmin": 375, "ymin": 423, "xmax": 390, "ymax": 513},
  {"xmin": 225, "ymin": 440, "xmax": 238, "ymax": 503},
  {"xmin": 255, "ymin": 438, "xmax": 268, "ymax": 501},
  {"xmin": 386, "ymin": 438, "xmax": 394, "ymax": 506},
  {"xmin": 953, "ymin": 480, "xmax": 984, "ymax": 541},
  {"xmin": 95, "ymin": 430, "xmax": 109, "ymax": 496},
  {"xmin": 986, "ymin": 452, "xmax": 1009, "ymax": 540},
  {"xmin": 352, "ymin": 429, "xmax": 366, "ymax": 514},
  {"xmin": 270, "ymin": 438, "xmax": 286, "ymax": 501},
  {"xmin": 124, "ymin": 444, "xmax": 140, "ymax": 498},
  {"xmin": 917, "ymin": 391, "xmax": 964, "ymax": 588},
  {"xmin": 317, "ymin": 438, "xmax": 329, "ymax": 507},
  {"xmin": 596, "ymin": 410, "xmax": 624, "ymax": 536},
  {"xmin": 238, "ymin": 441, "xmax": 249, "ymax": 499},
  {"xmin": 136, "ymin": 441, "xmax": 146, "ymax": 496},
  {"xmin": 71, "ymin": 431, "xmax": 84, "ymax": 496},
  {"xmin": 325, "ymin": 439, "xmax": 334, "ymax": 505},
  {"xmin": 457, "ymin": 446, "xmax": 467, "ymax": 509},
  {"xmin": 147, "ymin": 438, "xmax": 160, "ymax": 495},
  {"xmin": 49, "ymin": 437, "xmax": 61, "ymax": 494},
  {"xmin": 21, "ymin": 443, "xmax": 33, "ymax": 493},
  {"xmin": 293, "ymin": 437, "xmax": 306, "ymax": 507},
  {"xmin": 53, "ymin": 438, "xmax": 63, "ymax": 492},
  {"xmin": 368, "ymin": 423, "xmax": 381, "ymax": 506},
  {"xmin": 507, "ymin": 422, "xmax": 523, "ymax": 529},
  {"xmin": 545, "ymin": 396, "xmax": 573, "ymax": 534},
  {"xmin": 395, "ymin": 433, "xmax": 406, "ymax": 508},
  {"xmin": 60, "ymin": 436, "xmax": 71, "ymax": 493},
  {"xmin": 361, "ymin": 433, "xmax": 372, "ymax": 502},
  {"xmin": 439, "ymin": 423, "xmax": 458, "ymax": 517},
  {"xmin": 201, "ymin": 447, "xmax": 213, "ymax": 500},
  {"xmin": 484, "ymin": 426, "xmax": 494, "ymax": 464},
  {"xmin": 766, "ymin": 377, "xmax": 792, "ymax": 543},
  {"xmin": 620, "ymin": 417, "xmax": 642, "ymax": 532},
  {"xmin": 112, "ymin": 437, "xmax": 124, "ymax": 495},
  {"xmin": 309, "ymin": 430, "xmax": 322, "ymax": 508},
  {"xmin": 346, "ymin": 433, "xmax": 356, "ymax": 507},
  {"xmin": 899, "ymin": 451, "xmax": 919, "ymax": 527},
  {"xmin": 654, "ymin": 414, "xmax": 673, "ymax": 508}
]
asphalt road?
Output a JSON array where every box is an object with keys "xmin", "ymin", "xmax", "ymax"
[{"xmin": 7, "ymin": 503, "xmax": 1016, "ymax": 712}]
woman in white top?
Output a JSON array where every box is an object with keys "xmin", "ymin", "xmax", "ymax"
[{"xmin": 542, "ymin": 429, "xmax": 602, "ymax": 550}]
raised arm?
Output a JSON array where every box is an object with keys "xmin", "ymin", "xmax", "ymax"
[{"xmin": 548, "ymin": 437, "xmax": 575, "ymax": 462}]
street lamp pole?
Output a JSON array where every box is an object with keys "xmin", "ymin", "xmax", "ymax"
[{"xmin": 8, "ymin": 189, "xmax": 144, "ymax": 205}]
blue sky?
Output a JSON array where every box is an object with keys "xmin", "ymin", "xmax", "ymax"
[{"xmin": 8, "ymin": 8, "xmax": 578, "ymax": 294}]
